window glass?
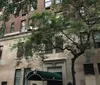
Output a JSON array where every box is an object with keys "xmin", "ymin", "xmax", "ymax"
[
  {"xmin": 14, "ymin": 69, "xmax": 21, "ymax": 85},
  {"xmin": 23, "ymin": 68, "xmax": 31, "ymax": 85},
  {"xmin": 21, "ymin": 20, "xmax": 26, "ymax": 32},
  {"xmin": 84, "ymin": 64, "xmax": 95, "ymax": 75},
  {"xmin": 17, "ymin": 42, "xmax": 24, "ymax": 58},
  {"xmin": 45, "ymin": 0, "xmax": 51, "ymax": 9},
  {"xmin": 94, "ymin": 31, "xmax": 100, "ymax": 48},
  {"xmin": 97, "ymin": 63, "xmax": 100, "ymax": 74},
  {"xmin": 0, "ymin": 46, "xmax": 3, "ymax": 60},
  {"xmin": 1, "ymin": 82, "xmax": 7, "ymax": 85},
  {"xmin": 55, "ymin": 36, "xmax": 63, "ymax": 53},
  {"xmin": 45, "ymin": 42, "xmax": 53, "ymax": 54},
  {"xmin": 10, "ymin": 22, "xmax": 15, "ymax": 33}
]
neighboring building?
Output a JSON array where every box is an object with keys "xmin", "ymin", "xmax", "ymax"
[{"xmin": 0, "ymin": 0, "xmax": 100, "ymax": 85}]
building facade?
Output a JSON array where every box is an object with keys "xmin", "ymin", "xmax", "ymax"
[{"xmin": 0, "ymin": 0, "xmax": 100, "ymax": 85}]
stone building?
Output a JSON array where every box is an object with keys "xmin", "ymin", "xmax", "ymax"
[{"xmin": 0, "ymin": 0, "xmax": 100, "ymax": 85}]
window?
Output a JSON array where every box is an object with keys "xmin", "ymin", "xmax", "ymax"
[
  {"xmin": 28, "ymin": 19, "xmax": 33, "ymax": 31},
  {"xmin": 14, "ymin": 69, "xmax": 21, "ymax": 85},
  {"xmin": 17, "ymin": 42, "xmax": 24, "ymax": 58},
  {"xmin": 93, "ymin": 31, "xmax": 100, "ymax": 48},
  {"xmin": 22, "ymin": 9, "xmax": 26, "ymax": 16},
  {"xmin": 29, "ymin": 4, "xmax": 34, "ymax": 12},
  {"xmin": 17, "ymin": 42, "xmax": 32, "ymax": 58},
  {"xmin": 80, "ymin": 32, "xmax": 90, "ymax": 49},
  {"xmin": 10, "ymin": 22, "xmax": 15, "ymax": 33},
  {"xmin": 1, "ymin": 82, "xmax": 7, "ymax": 85},
  {"xmin": 54, "ymin": 0, "xmax": 62, "ymax": 4},
  {"xmin": 24, "ymin": 43, "xmax": 32, "ymax": 57},
  {"xmin": 45, "ymin": 42, "xmax": 53, "ymax": 54},
  {"xmin": 97, "ymin": 63, "xmax": 100, "ymax": 74},
  {"xmin": 45, "ymin": 0, "xmax": 51, "ymax": 9},
  {"xmin": 20, "ymin": 20, "xmax": 26, "ymax": 32},
  {"xmin": 0, "ymin": 46, "xmax": 3, "ymax": 60},
  {"xmin": 80, "ymin": 32, "xmax": 88, "ymax": 44},
  {"xmin": 23, "ymin": 68, "xmax": 31, "ymax": 85},
  {"xmin": 84, "ymin": 64, "xmax": 95, "ymax": 75},
  {"xmin": 55, "ymin": 37, "xmax": 63, "ymax": 53}
]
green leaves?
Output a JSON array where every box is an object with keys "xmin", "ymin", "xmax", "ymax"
[
  {"xmin": 0, "ymin": 0, "xmax": 37, "ymax": 21},
  {"xmin": 0, "ymin": 23, "xmax": 6, "ymax": 37}
]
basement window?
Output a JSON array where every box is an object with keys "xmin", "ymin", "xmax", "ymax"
[{"xmin": 1, "ymin": 82, "xmax": 7, "ymax": 85}]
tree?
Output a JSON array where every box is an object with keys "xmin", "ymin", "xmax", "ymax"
[
  {"xmin": 0, "ymin": 0, "xmax": 37, "ymax": 36},
  {"xmin": 0, "ymin": 0, "xmax": 100, "ymax": 85},
  {"xmin": 20, "ymin": 0, "xmax": 100, "ymax": 85}
]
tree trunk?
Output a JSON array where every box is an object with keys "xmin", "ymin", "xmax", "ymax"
[{"xmin": 71, "ymin": 58, "xmax": 76, "ymax": 85}]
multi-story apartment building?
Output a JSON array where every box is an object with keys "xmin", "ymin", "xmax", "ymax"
[{"xmin": 0, "ymin": 0, "xmax": 100, "ymax": 85}]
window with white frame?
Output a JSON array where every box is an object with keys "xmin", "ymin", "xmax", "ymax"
[
  {"xmin": 45, "ymin": 0, "xmax": 51, "ymax": 9},
  {"xmin": 20, "ymin": 20, "xmax": 26, "ymax": 32}
]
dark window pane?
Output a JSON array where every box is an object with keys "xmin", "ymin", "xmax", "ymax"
[
  {"xmin": 14, "ymin": 69, "xmax": 21, "ymax": 85},
  {"xmin": 1, "ymin": 82, "xmax": 7, "ymax": 85},
  {"xmin": 24, "ymin": 43, "xmax": 32, "ymax": 57},
  {"xmin": 17, "ymin": 42, "xmax": 24, "ymax": 58},
  {"xmin": 0, "ymin": 46, "xmax": 3, "ymax": 60},
  {"xmin": 84, "ymin": 64, "xmax": 95, "ymax": 75},
  {"xmin": 80, "ymin": 32, "xmax": 90, "ymax": 49},
  {"xmin": 55, "ymin": 37, "xmax": 63, "ymax": 53},
  {"xmin": 23, "ymin": 68, "xmax": 31, "ymax": 85},
  {"xmin": 97, "ymin": 63, "xmax": 100, "ymax": 74},
  {"xmin": 45, "ymin": 43, "xmax": 53, "ymax": 54}
]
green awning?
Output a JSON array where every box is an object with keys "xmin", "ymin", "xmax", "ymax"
[{"xmin": 26, "ymin": 70, "xmax": 62, "ymax": 81}]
